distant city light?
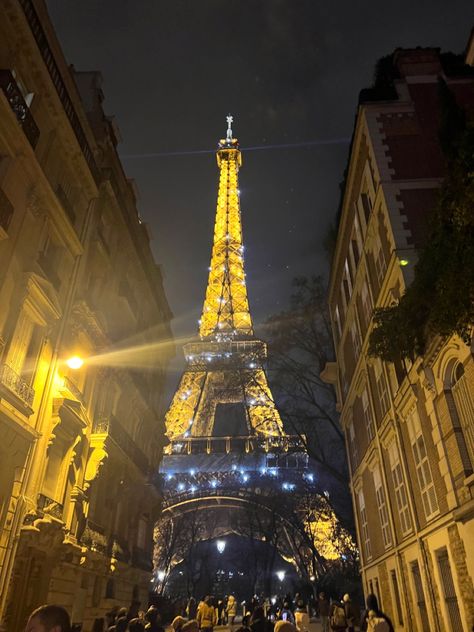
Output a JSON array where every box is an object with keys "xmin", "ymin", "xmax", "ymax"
[
  {"xmin": 157, "ymin": 570, "xmax": 165, "ymax": 581},
  {"xmin": 216, "ymin": 540, "xmax": 226, "ymax": 554},
  {"xmin": 399, "ymin": 258, "xmax": 409, "ymax": 266},
  {"xmin": 276, "ymin": 570, "xmax": 285, "ymax": 582}
]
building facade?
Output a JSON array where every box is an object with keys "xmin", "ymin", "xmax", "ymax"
[
  {"xmin": 325, "ymin": 47, "xmax": 474, "ymax": 631},
  {"xmin": 0, "ymin": 1, "xmax": 173, "ymax": 630}
]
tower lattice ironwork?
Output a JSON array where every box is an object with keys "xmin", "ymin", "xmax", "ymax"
[{"xmin": 164, "ymin": 117, "xmax": 285, "ymax": 441}]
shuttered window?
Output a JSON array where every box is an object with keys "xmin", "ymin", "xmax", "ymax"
[{"xmin": 436, "ymin": 548, "xmax": 463, "ymax": 632}]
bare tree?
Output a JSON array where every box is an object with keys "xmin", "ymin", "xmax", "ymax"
[{"xmin": 264, "ymin": 276, "xmax": 353, "ymax": 529}]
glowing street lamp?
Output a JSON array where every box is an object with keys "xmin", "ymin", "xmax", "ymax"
[
  {"xmin": 66, "ymin": 356, "xmax": 84, "ymax": 370},
  {"xmin": 216, "ymin": 540, "xmax": 226, "ymax": 554},
  {"xmin": 157, "ymin": 570, "xmax": 165, "ymax": 582},
  {"xmin": 276, "ymin": 570, "xmax": 285, "ymax": 582}
]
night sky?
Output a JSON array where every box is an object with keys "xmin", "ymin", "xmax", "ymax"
[{"xmin": 47, "ymin": 1, "xmax": 472, "ymax": 348}]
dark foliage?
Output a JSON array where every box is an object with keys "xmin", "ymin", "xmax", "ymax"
[{"xmin": 369, "ymin": 80, "xmax": 474, "ymax": 361}]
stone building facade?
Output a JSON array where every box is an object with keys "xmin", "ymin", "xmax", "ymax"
[
  {"xmin": 324, "ymin": 46, "xmax": 474, "ymax": 631},
  {"xmin": 0, "ymin": 1, "xmax": 173, "ymax": 630}
]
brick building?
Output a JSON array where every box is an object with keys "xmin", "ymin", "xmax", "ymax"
[
  {"xmin": 324, "ymin": 43, "xmax": 474, "ymax": 631},
  {"xmin": 0, "ymin": 1, "xmax": 173, "ymax": 630}
]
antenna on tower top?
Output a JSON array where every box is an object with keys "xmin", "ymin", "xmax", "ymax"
[{"xmin": 226, "ymin": 114, "xmax": 233, "ymax": 142}]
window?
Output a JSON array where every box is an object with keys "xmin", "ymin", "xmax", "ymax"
[
  {"xmin": 390, "ymin": 569, "xmax": 404, "ymax": 626},
  {"xmin": 334, "ymin": 305, "xmax": 342, "ymax": 342},
  {"xmin": 348, "ymin": 420, "xmax": 358, "ymax": 469},
  {"xmin": 354, "ymin": 210, "xmax": 364, "ymax": 250},
  {"xmin": 359, "ymin": 191, "xmax": 372, "ymax": 225},
  {"xmin": 361, "ymin": 280, "xmax": 373, "ymax": 328},
  {"xmin": 375, "ymin": 362, "xmax": 390, "ymax": 418},
  {"xmin": 362, "ymin": 388, "xmax": 375, "ymax": 442},
  {"xmin": 373, "ymin": 466, "xmax": 392, "ymax": 548},
  {"xmin": 388, "ymin": 441, "xmax": 412, "ymax": 535},
  {"xmin": 351, "ymin": 322, "xmax": 361, "ymax": 360},
  {"xmin": 411, "ymin": 560, "xmax": 430, "ymax": 630},
  {"xmin": 105, "ymin": 578, "xmax": 115, "ymax": 599},
  {"xmin": 436, "ymin": 548, "xmax": 463, "ymax": 632},
  {"xmin": 407, "ymin": 412, "xmax": 439, "ymax": 519},
  {"xmin": 358, "ymin": 489, "xmax": 371, "ymax": 561},
  {"xmin": 375, "ymin": 242, "xmax": 387, "ymax": 287},
  {"xmin": 137, "ymin": 515, "xmax": 148, "ymax": 550},
  {"xmin": 5, "ymin": 310, "xmax": 34, "ymax": 376},
  {"xmin": 451, "ymin": 362, "xmax": 474, "ymax": 468}
]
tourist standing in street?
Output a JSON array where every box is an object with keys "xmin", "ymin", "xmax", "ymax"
[
  {"xmin": 226, "ymin": 595, "xmax": 237, "ymax": 629},
  {"xmin": 197, "ymin": 596, "xmax": 217, "ymax": 632},
  {"xmin": 317, "ymin": 592, "xmax": 330, "ymax": 632}
]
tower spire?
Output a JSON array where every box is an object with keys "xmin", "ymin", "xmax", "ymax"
[
  {"xmin": 226, "ymin": 113, "xmax": 233, "ymax": 143},
  {"xmin": 199, "ymin": 117, "xmax": 252, "ymax": 339}
]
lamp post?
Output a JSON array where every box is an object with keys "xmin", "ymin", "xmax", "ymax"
[{"xmin": 216, "ymin": 539, "xmax": 226, "ymax": 554}]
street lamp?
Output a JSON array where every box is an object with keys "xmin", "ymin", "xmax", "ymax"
[
  {"xmin": 157, "ymin": 570, "xmax": 165, "ymax": 582},
  {"xmin": 276, "ymin": 570, "xmax": 285, "ymax": 582},
  {"xmin": 216, "ymin": 540, "xmax": 226, "ymax": 554},
  {"xmin": 66, "ymin": 356, "xmax": 84, "ymax": 370}
]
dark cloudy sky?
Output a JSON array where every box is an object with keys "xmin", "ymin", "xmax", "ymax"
[{"xmin": 47, "ymin": 1, "xmax": 472, "ymax": 344}]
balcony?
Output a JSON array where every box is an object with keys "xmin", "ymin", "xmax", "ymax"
[
  {"xmin": 0, "ymin": 70, "xmax": 39, "ymax": 149},
  {"xmin": 37, "ymin": 493, "xmax": 64, "ymax": 521},
  {"xmin": 0, "ymin": 363, "xmax": 35, "ymax": 409},
  {"xmin": 93, "ymin": 415, "xmax": 149, "ymax": 475},
  {"xmin": 80, "ymin": 519, "xmax": 108, "ymax": 555}
]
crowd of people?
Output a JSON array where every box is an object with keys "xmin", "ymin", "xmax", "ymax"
[{"xmin": 19, "ymin": 591, "xmax": 394, "ymax": 632}]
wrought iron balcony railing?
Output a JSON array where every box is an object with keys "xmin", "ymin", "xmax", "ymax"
[
  {"xmin": 80, "ymin": 519, "xmax": 108, "ymax": 555},
  {"xmin": 0, "ymin": 70, "xmax": 39, "ymax": 149},
  {"xmin": 0, "ymin": 363, "xmax": 35, "ymax": 408},
  {"xmin": 37, "ymin": 493, "xmax": 64, "ymax": 520},
  {"xmin": 93, "ymin": 415, "xmax": 149, "ymax": 474},
  {"xmin": 18, "ymin": 0, "xmax": 101, "ymax": 184}
]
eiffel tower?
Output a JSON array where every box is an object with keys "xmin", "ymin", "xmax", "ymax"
[{"xmin": 155, "ymin": 119, "xmax": 337, "ymax": 592}]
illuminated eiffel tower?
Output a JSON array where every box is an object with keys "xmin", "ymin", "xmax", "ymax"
[
  {"xmin": 155, "ymin": 120, "xmax": 326, "ymax": 591},
  {"xmin": 164, "ymin": 116, "xmax": 287, "ymax": 442}
]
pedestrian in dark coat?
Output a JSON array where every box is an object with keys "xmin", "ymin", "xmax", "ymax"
[{"xmin": 360, "ymin": 594, "xmax": 394, "ymax": 632}]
